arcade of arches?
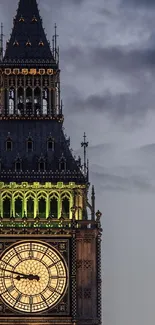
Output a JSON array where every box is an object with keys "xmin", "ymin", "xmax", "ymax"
[{"xmin": 0, "ymin": 186, "xmax": 84, "ymax": 220}]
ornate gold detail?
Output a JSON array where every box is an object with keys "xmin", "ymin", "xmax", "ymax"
[
  {"xmin": 29, "ymin": 69, "xmax": 37, "ymax": 75},
  {"xmin": 47, "ymin": 69, "xmax": 54, "ymax": 75},
  {"xmin": 39, "ymin": 69, "xmax": 45, "ymax": 75},
  {"xmin": 0, "ymin": 240, "xmax": 68, "ymax": 313},
  {"xmin": 13, "ymin": 69, "xmax": 20, "ymax": 75},
  {"xmin": 22, "ymin": 69, "xmax": 28, "ymax": 75}
]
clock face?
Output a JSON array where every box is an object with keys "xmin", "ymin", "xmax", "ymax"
[{"xmin": 0, "ymin": 241, "xmax": 68, "ymax": 313}]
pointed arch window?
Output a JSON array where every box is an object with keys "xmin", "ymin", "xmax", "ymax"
[
  {"xmin": 38, "ymin": 157, "xmax": 45, "ymax": 172},
  {"xmin": 27, "ymin": 137, "xmax": 33, "ymax": 152},
  {"xmin": 9, "ymin": 87, "xmax": 15, "ymax": 115},
  {"xmin": 15, "ymin": 158, "xmax": 22, "ymax": 172},
  {"xmin": 43, "ymin": 88, "xmax": 49, "ymax": 115},
  {"xmin": 34, "ymin": 87, "xmax": 41, "ymax": 115},
  {"xmin": 15, "ymin": 197, "xmax": 23, "ymax": 218},
  {"xmin": 59, "ymin": 155, "xmax": 66, "ymax": 171},
  {"xmin": 3, "ymin": 197, "xmax": 11, "ymax": 218},
  {"xmin": 17, "ymin": 87, "xmax": 24, "ymax": 115},
  {"xmin": 39, "ymin": 198, "xmax": 46, "ymax": 218},
  {"xmin": 27, "ymin": 197, "xmax": 34, "ymax": 218},
  {"xmin": 50, "ymin": 197, "xmax": 58, "ymax": 218},
  {"xmin": 26, "ymin": 87, "xmax": 32, "ymax": 115},
  {"xmin": 6, "ymin": 138, "xmax": 13, "ymax": 151},
  {"xmin": 55, "ymin": 84, "xmax": 59, "ymax": 115},
  {"xmin": 47, "ymin": 137, "xmax": 55, "ymax": 152},
  {"xmin": 62, "ymin": 197, "xmax": 70, "ymax": 218}
]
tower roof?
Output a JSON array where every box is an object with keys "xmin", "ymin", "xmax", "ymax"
[{"xmin": 3, "ymin": 0, "xmax": 55, "ymax": 62}]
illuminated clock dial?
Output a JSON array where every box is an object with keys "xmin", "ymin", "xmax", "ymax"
[{"xmin": 0, "ymin": 241, "xmax": 68, "ymax": 313}]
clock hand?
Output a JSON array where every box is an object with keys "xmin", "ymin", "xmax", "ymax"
[
  {"xmin": 15, "ymin": 274, "xmax": 40, "ymax": 281},
  {"xmin": 0, "ymin": 267, "xmax": 29, "ymax": 277},
  {"xmin": 0, "ymin": 268, "xmax": 39, "ymax": 280}
]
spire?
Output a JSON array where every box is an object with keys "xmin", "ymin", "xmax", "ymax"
[
  {"xmin": 81, "ymin": 132, "xmax": 89, "ymax": 178},
  {"xmin": 3, "ymin": 0, "xmax": 54, "ymax": 62}
]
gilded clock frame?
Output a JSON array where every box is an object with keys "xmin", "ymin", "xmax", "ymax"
[{"xmin": 0, "ymin": 238, "xmax": 70, "ymax": 317}]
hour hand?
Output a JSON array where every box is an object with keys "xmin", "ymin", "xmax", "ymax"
[{"xmin": 15, "ymin": 274, "xmax": 40, "ymax": 281}]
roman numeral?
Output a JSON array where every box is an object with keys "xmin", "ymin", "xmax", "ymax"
[{"xmin": 7, "ymin": 285, "xmax": 14, "ymax": 292}]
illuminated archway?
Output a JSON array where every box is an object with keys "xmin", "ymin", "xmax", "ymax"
[
  {"xmin": 15, "ymin": 197, "xmax": 22, "ymax": 218},
  {"xmin": 27, "ymin": 197, "xmax": 34, "ymax": 218},
  {"xmin": 3, "ymin": 197, "xmax": 11, "ymax": 218}
]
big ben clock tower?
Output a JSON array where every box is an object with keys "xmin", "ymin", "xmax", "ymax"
[{"xmin": 0, "ymin": 1, "xmax": 102, "ymax": 325}]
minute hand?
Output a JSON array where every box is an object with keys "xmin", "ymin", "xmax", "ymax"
[{"xmin": 0, "ymin": 267, "xmax": 29, "ymax": 277}]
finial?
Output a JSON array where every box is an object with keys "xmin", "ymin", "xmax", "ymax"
[
  {"xmin": 0, "ymin": 23, "xmax": 4, "ymax": 61},
  {"xmin": 96, "ymin": 210, "xmax": 102, "ymax": 222},
  {"xmin": 54, "ymin": 23, "xmax": 59, "ymax": 61},
  {"xmin": 60, "ymin": 100, "xmax": 63, "ymax": 115},
  {"xmin": 81, "ymin": 132, "xmax": 89, "ymax": 177},
  {"xmin": 91, "ymin": 185, "xmax": 95, "ymax": 221}
]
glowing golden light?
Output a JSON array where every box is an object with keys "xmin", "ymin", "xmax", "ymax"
[{"xmin": 0, "ymin": 241, "xmax": 68, "ymax": 313}]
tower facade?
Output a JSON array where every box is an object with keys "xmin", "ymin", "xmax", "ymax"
[{"xmin": 0, "ymin": 1, "xmax": 102, "ymax": 325}]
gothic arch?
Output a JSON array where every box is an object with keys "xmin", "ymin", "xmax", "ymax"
[
  {"xmin": 25, "ymin": 191, "xmax": 36, "ymax": 218},
  {"xmin": 25, "ymin": 191, "xmax": 36, "ymax": 200},
  {"xmin": 9, "ymin": 87, "xmax": 15, "ymax": 115},
  {"xmin": 3, "ymin": 197, "xmax": 11, "ymax": 218},
  {"xmin": 38, "ymin": 197, "xmax": 46, "ymax": 218},
  {"xmin": 61, "ymin": 191, "xmax": 73, "ymax": 219},
  {"xmin": 61, "ymin": 191, "xmax": 71, "ymax": 200},
  {"xmin": 2, "ymin": 191, "xmax": 12, "ymax": 199},
  {"xmin": 37, "ymin": 191, "xmax": 47, "ymax": 218},
  {"xmin": 27, "ymin": 197, "xmax": 34, "ymax": 218},
  {"xmin": 26, "ymin": 86, "xmax": 32, "ymax": 114},
  {"xmin": 13, "ymin": 192, "xmax": 23, "ymax": 218},
  {"xmin": 34, "ymin": 86, "xmax": 41, "ymax": 115},
  {"xmin": 37, "ymin": 191, "xmax": 48, "ymax": 200},
  {"xmin": 43, "ymin": 87, "xmax": 49, "ymax": 115},
  {"xmin": 13, "ymin": 191, "xmax": 23, "ymax": 200},
  {"xmin": 49, "ymin": 191, "xmax": 59, "ymax": 199},
  {"xmin": 49, "ymin": 192, "xmax": 59, "ymax": 218}
]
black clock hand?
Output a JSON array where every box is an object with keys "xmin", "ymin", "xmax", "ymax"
[
  {"xmin": 0, "ymin": 267, "xmax": 29, "ymax": 277},
  {"xmin": 0, "ymin": 268, "xmax": 39, "ymax": 280},
  {"xmin": 15, "ymin": 274, "xmax": 39, "ymax": 281}
]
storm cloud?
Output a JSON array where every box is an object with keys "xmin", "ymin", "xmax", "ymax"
[{"xmin": 1, "ymin": 1, "xmax": 155, "ymax": 325}]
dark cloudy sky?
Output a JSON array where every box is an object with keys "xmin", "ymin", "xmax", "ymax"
[{"xmin": 1, "ymin": 0, "xmax": 155, "ymax": 324}]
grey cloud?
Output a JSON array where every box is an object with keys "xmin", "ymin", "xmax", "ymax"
[
  {"xmin": 62, "ymin": 45, "xmax": 155, "ymax": 75},
  {"xmin": 91, "ymin": 170, "xmax": 154, "ymax": 192},
  {"xmin": 43, "ymin": 0, "xmax": 84, "ymax": 5},
  {"xmin": 67, "ymin": 91, "xmax": 155, "ymax": 119},
  {"xmin": 138, "ymin": 143, "xmax": 155, "ymax": 153},
  {"xmin": 122, "ymin": 0, "xmax": 155, "ymax": 7}
]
